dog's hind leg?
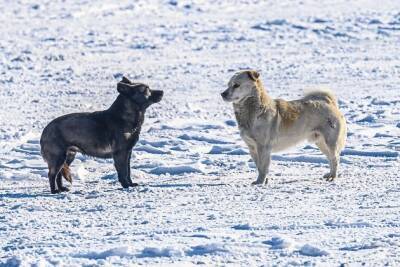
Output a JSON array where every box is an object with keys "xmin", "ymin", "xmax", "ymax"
[
  {"xmin": 62, "ymin": 151, "xmax": 76, "ymax": 183},
  {"xmin": 113, "ymin": 150, "xmax": 130, "ymax": 188},
  {"xmin": 47, "ymin": 155, "xmax": 66, "ymax": 194},
  {"xmin": 65, "ymin": 151, "xmax": 76, "ymax": 166},
  {"xmin": 56, "ymin": 151, "xmax": 75, "ymax": 191},
  {"xmin": 325, "ymin": 136, "xmax": 342, "ymax": 182},
  {"xmin": 315, "ymin": 136, "xmax": 339, "ymax": 181},
  {"xmin": 56, "ymin": 171, "xmax": 69, "ymax": 192},
  {"xmin": 325, "ymin": 153, "xmax": 339, "ymax": 182}
]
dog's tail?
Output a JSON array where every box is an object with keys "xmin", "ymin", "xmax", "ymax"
[
  {"xmin": 303, "ymin": 88, "xmax": 338, "ymax": 107},
  {"xmin": 61, "ymin": 163, "xmax": 72, "ymax": 184}
]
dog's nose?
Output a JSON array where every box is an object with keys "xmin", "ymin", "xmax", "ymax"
[
  {"xmin": 221, "ymin": 91, "xmax": 228, "ymax": 98},
  {"xmin": 156, "ymin": 90, "xmax": 164, "ymax": 98},
  {"xmin": 151, "ymin": 90, "xmax": 164, "ymax": 103}
]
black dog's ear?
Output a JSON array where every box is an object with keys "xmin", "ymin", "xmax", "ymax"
[
  {"xmin": 246, "ymin": 70, "xmax": 260, "ymax": 81},
  {"xmin": 117, "ymin": 82, "xmax": 131, "ymax": 95},
  {"xmin": 121, "ymin": 76, "xmax": 132, "ymax": 84}
]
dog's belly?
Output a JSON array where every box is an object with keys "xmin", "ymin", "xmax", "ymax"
[
  {"xmin": 68, "ymin": 144, "xmax": 114, "ymax": 159},
  {"xmin": 240, "ymin": 126, "xmax": 309, "ymax": 153},
  {"xmin": 271, "ymin": 133, "xmax": 308, "ymax": 152}
]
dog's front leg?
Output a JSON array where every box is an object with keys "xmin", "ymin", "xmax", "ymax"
[
  {"xmin": 126, "ymin": 152, "xmax": 138, "ymax": 187},
  {"xmin": 113, "ymin": 150, "xmax": 130, "ymax": 188},
  {"xmin": 247, "ymin": 144, "xmax": 258, "ymax": 167},
  {"xmin": 252, "ymin": 145, "xmax": 272, "ymax": 185}
]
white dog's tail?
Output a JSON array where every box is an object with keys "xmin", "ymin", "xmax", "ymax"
[{"xmin": 303, "ymin": 88, "xmax": 338, "ymax": 107}]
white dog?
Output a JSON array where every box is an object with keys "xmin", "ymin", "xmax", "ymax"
[{"xmin": 221, "ymin": 70, "xmax": 347, "ymax": 185}]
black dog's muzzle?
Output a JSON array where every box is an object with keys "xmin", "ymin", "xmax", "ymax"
[{"xmin": 150, "ymin": 90, "xmax": 164, "ymax": 103}]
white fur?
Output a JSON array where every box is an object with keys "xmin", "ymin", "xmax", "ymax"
[{"xmin": 222, "ymin": 70, "xmax": 347, "ymax": 184}]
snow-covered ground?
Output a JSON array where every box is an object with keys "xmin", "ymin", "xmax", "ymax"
[{"xmin": 1, "ymin": 0, "xmax": 400, "ymax": 265}]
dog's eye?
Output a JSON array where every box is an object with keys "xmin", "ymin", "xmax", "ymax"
[{"xmin": 233, "ymin": 84, "xmax": 240, "ymax": 89}]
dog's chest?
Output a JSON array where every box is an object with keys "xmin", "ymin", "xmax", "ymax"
[
  {"xmin": 123, "ymin": 132, "xmax": 134, "ymax": 139},
  {"xmin": 239, "ymin": 117, "xmax": 270, "ymax": 141},
  {"xmin": 122, "ymin": 126, "xmax": 141, "ymax": 145}
]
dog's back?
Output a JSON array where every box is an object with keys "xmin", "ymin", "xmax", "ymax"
[{"xmin": 302, "ymin": 88, "xmax": 338, "ymax": 106}]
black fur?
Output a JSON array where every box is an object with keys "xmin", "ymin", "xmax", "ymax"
[{"xmin": 40, "ymin": 76, "xmax": 163, "ymax": 193}]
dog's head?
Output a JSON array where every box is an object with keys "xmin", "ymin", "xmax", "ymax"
[
  {"xmin": 221, "ymin": 70, "xmax": 260, "ymax": 103},
  {"xmin": 117, "ymin": 76, "xmax": 163, "ymax": 109}
]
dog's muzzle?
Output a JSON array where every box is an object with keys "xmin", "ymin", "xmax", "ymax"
[
  {"xmin": 221, "ymin": 89, "xmax": 230, "ymax": 101},
  {"xmin": 150, "ymin": 90, "xmax": 164, "ymax": 103}
]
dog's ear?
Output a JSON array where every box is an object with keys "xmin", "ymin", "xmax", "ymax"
[
  {"xmin": 246, "ymin": 70, "xmax": 260, "ymax": 81},
  {"xmin": 121, "ymin": 76, "xmax": 132, "ymax": 84},
  {"xmin": 117, "ymin": 82, "xmax": 131, "ymax": 95}
]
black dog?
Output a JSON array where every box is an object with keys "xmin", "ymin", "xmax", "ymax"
[{"xmin": 40, "ymin": 76, "xmax": 163, "ymax": 193}]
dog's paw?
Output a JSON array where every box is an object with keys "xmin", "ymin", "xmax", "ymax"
[
  {"xmin": 118, "ymin": 179, "xmax": 130, "ymax": 188},
  {"xmin": 251, "ymin": 180, "xmax": 266, "ymax": 185},
  {"xmin": 323, "ymin": 173, "xmax": 336, "ymax": 182},
  {"xmin": 129, "ymin": 182, "xmax": 139, "ymax": 187},
  {"xmin": 59, "ymin": 186, "xmax": 70, "ymax": 192}
]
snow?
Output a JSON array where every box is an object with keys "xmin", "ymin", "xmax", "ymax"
[
  {"xmin": 149, "ymin": 165, "xmax": 204, "ymax": 175},
  {"xmin": 263, "ymin": 236, "xmax": 329, "ymax": 257},
  {"xmin": 298, "ymin": 244, "xmax": 329, "ymax": 257},
  {"xmin": 134, "ymin": 144, "xmax": 171, "ymax": 155},
  {"xmin": 1, "ymin": 0, "xmax": 400, "ymax": 266},
  {"xmin": 186, "ymin": 244, "xmax": 229, "ymax": 256},
  {"xmin": 138, "ymin": 247, "xmax": 183, "ymax": 258},
  {"xmin": 73, "ymin": 247, "xmax": 132, "ymax": 260},
  {"xmin": 263, "ymin": 236, "xmax": 296, "ymax": 250}
]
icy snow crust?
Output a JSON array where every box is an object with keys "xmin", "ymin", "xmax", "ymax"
[{"xmin": 1, "ymin": 0, "xmax": 400, "ymax": 265}]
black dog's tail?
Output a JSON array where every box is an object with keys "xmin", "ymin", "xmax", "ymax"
[{"xmin": 61, "ymin": 163, "xmax": 72, "ymax": 184}]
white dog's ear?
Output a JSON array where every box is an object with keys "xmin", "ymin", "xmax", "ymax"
[{"xmin": 247, "ymin": 70, "xmax": 260, "ymax": 81}]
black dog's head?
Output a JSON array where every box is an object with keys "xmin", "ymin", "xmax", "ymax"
[{"xmin": 117, "ymin": 76, "xmax": 163, "ymax": 109}]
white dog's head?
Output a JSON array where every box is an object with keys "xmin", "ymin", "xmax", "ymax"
[{"xmin": 221, "ymin": 70, "xmax": 260, "ymax": 103}]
